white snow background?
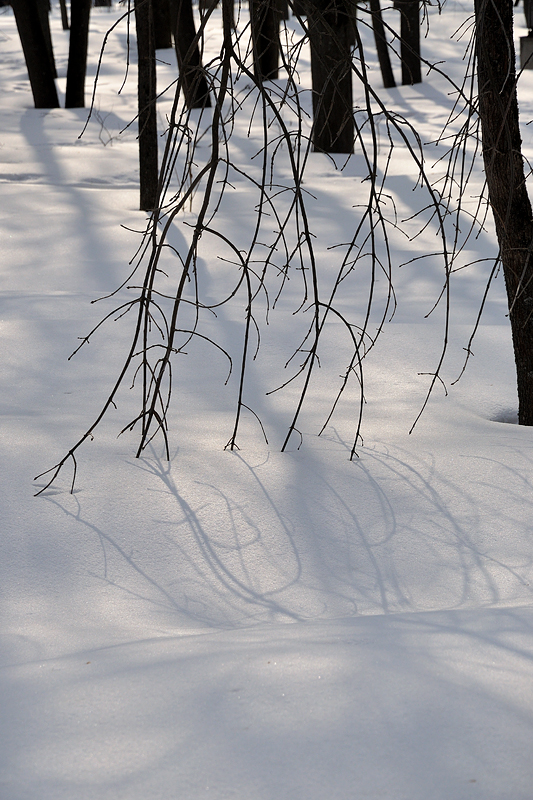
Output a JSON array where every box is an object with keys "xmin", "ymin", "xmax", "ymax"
[{"xmin": 1, "ymin": 1, "xmax": 533, "ymax": 798}]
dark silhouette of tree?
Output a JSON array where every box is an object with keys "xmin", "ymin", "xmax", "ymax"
[
  {"xmin": 395, "ymin": 0, "xmax": 421, "ymax": 84},
  {"xmin": 59, "ymin": 0, "xmax": 69, "ymax": 30},
  {"xmin": 65, "ymin": 0, "xmax": 91, "ymax": 107},
  {"xmin": 369, "ymin": 0, "xmax": 395, "ymax": 88},
  {"xmin": 153, "ymin": 0, "xmax": 173, "ymax": 48},
  {"xmin": 307, "ymin": 0, "xmax": 354, "ymax": 152},
  {"xmin": 11, "ymin": 0, "xmax": 59, "ymax": 107},
  {"xmin": 37, "ymin": 0, "xmax": 57, "ymax": 77},
  {"xmin": 135, "ymin": 0, "xmax": 159, "ymax": 210},
  {"xmin": 250, "ymin": 0, "xmax": 280, "ymax": 80},
  {"xmin": 170, "ymin": 0, "xmax": 212, "ymax": 107},
  {"xmin": 475, "ymin": 0, "xmax": 533, "ymax": 424}
]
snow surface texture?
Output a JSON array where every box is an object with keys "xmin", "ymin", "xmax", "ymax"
[{"xmin": 1, "ymin": 2, "xmax": 533, "ymax": 798}]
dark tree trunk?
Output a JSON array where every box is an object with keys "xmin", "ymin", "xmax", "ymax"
[
  {"xmin": 250, "ymin": 0, "xmax": 280, "ymax": 81},
  {"xmin": 94, "ymin": 0, "xmax": 112, "ymax": 6},
  {"xmin": 292, "ymin": 0, "xmax": 306, "ymax": 15},
  {"xmin": 169, "ymin": 0, "xmax": 212, "ymax": 108},
  {"xmin": 307, "ymin": 0, "xmax": 354, "ymax": 153},
  {"xmin": 135, "ymin": 0, "xmax": 159, "ymax": 211},
  {"xmin": 475, "ymin": 0, "xmax": 533, "ymax": 424},
  {"xmin": 65, "ymin": 0, "xmax": 91, "ymax": 107},
  {"xmin": 199, "ymin": 0, "xmax": 218, "ymax": 11},
  {"xmin": 370, "ymin": 0, "xmax": 395, "ymax": 88},
  {"xmin": 36, "ymin": 0, "xmax": 57, "ymax": 77},
  {"xmin": 395, "ymin": 0, "xmax": 420, "ymax": 85},
  {"xmin": 59, "ymin": 0, "xmax": 69, "ymax": 31},
  {"xmin": 275, "ymin": 0, "xmax": 289, "ymax": 21},
  {"xmin": 11, "ymin": 0, "xmax": 59, "ymax": 107},
  {"xmin": 153, "ymin": 0, "xmax": 173, "ymax": 49}
]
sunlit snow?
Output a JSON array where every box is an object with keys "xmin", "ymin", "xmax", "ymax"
[{"xmin": 1, "ymin": 2, "xmax": 533, "ymax": 798}]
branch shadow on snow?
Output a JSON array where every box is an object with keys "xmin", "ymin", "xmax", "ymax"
[
  {"xmin": 2, "ymin": 604, "xmax": 533, "ymax": 800},
  {"xmin": 33, "ymin": 427, "xmax": 533, "ymax": 634}
]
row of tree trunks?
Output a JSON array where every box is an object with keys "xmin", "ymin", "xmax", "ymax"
[{"xmin": 12, "ymin": 0, "xmax": 91, "ymax": 107}]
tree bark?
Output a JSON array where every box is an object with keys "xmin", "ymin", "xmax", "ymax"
[
  {"xmin": 250, "ymin": 0, "xmax": 280, "ymax": 81},
  {"xmin": 307, "ymin": 0, "xmax": 354, "ymax": 153},
  {"xmin": 65, "ymin": 0, "xmax": 91, "ymax": 107},
  {"xmin": 135, "ymin": 0, "xmax": 159, "ymax": 211},
  {"xmin": 59, "ymin": 0, "xmax": 69, "ymax": 31},
  {"xmin": 395, "ymin": 0, "xmax": 420, "ymax": 85},
  {"xmin": 170, "ymin": 0, "xmax": 212, "ymax": 108},
  {"xmin": 475, "ymin": 0, "xmax": 533, "ymax": 424},
  {"xmin": 370, "ymin": 0, "xmax": 395, "ymax": 88},
  {"xmin": 199, "ymin": 0, "xmax": 218, "ymax": 12},
  {"xmin": 11, "ymin": 0, "xmax": 59, "ymax": 108},
  {"xmin": 36, "ymin": 0, "xmax": 57, "ymax": 78},
  {"xmin": 153, "ymin": 0, "xmax": 173, "ymax": 49},
  {"xmin": 276, "ymin": 0, "xmax": 289, "ymax": 21}
]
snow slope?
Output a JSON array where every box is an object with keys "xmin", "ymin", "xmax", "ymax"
[{"xmin": 1, "ymin": 2, "xmax": 533, "ymax": 798}]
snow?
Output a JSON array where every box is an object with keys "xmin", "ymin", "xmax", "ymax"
[{"xmin": 1, "ymin": 1, "xmax": 533, "ymax": 798}]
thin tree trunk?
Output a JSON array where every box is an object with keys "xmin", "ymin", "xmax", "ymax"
[
  {"xmin": 370, "ymin": 0, "xmax": 395, "ymax": 88},
  {"xmin": 59, "ymin": 0, "xmax": 69, "ymax": 31},
  {"xmin": 250, "ymin": 0, "xmax": 279, "ymax": 81},
  {"xmin": 65, "ymin": 0, "xmax": 91, "ymax": 107},
  {"xmin": 170, "ymin": 0, "xmax": 212, "ymax": 108},
  {"xmin": 307, "ymin": 0, "xmax": 354, "ymax": 153},
  {"xmin": 135, "ymin": 0, "xmax": 159, "ymax": 210},
  {"xmin": 11, "ymin": 0, "xmax": 59, "ymax": 108},
  {"xmin": 475, "ymin": 0, "xmax": 533, "ymax": 424},
  {"xmin": 395, "ymin": 0, "xmax": 420, "ymax": 85}
]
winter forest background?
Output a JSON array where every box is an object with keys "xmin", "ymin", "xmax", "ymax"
[{"xmin": 1, "ymin": 0, "xmax": 533, "ymax": 798}]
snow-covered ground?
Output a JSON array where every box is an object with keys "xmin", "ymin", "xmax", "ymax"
[{"xmin": 1, "ymin": 2, "xmax": 533, "ymax": 798}]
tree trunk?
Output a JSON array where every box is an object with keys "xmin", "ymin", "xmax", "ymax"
[
  {"xmin": 11, "ymin": 0, "xmax": 59, "ymax": 108},
  {"xmin": 199, "ymin": 0, "xmax": 218, "ymax": 11},
  {"xmin": 276, "ymin": 0, "xmax": 289, "ymax": 21},
  {"xmin": 170, "ymin": 0, "xmax": 212, "ymax": 108},
  {"xmin": 475, "ymin": 0, "xmax": 533, "ymax": 424},
  {"xmin": 292, "ymin": 0, "xmax": 306, "ymax": 15},
  {"xmin": 135, "ymin": 0, "xmax": 159, "ymax": 211},
  {"xmin": 153, "ymin": 0, "xmax": 173, "ymax": 49},
  {"xmin": 250, "ymin": 0, "xmax": 279, "ymax": 81},
  {"xmin": 59, "ymin": 0, "xmax": 69, "ymax": 31},
  {"xmin": 65, "ymin": 0, "xmax": 91, "ymax": 107},
  {"xmin": 395, "ymin": 0, "xmax": 420, "ymax": 85},
  {"xmin": 370, "ymin": 0, "xmax": 395, "ymax": 88},
  {"xmin": 36, "ymin": 0, "xmax": 57, "ymax": 78},
  {"xmin": 307, "ymin": 0, "xmax": 354, "ymax": 153}
]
